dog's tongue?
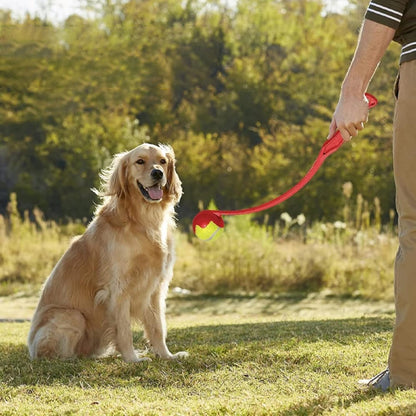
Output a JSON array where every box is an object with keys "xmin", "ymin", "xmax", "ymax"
[{"xmin": 148, "ymin": 185, "xmax": 163, "ymax": 200}]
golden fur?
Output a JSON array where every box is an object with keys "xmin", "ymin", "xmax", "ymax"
[{"xmin": 28, "ymin": 143, "xmax": 187, "ymax": 362}]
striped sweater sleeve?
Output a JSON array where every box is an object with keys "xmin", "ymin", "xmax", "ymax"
[{"xmin": 365, "ymin": 1, "xmax": 408, "ymax": 29}]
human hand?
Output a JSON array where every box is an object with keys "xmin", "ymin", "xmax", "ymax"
[{"xmin": 328, "ymin": 94, "xmax": 370, "ymax": 141}]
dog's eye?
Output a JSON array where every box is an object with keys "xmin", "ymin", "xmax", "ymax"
[
  {"xmin": 160, "ymin": 159, "xmax": 167, "ymax": 165},
  {"xmin": 136, "ymin": 159, "xmax": 145, "ymax": 165}
]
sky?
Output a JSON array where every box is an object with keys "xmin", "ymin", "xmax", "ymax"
[
  {"xmin": 0, "ymin": 0, "xmax": 351, "ymax": 23},
  {"xmin": 0, "ymin": 0, "xmax": 92, "ymax": 22}
]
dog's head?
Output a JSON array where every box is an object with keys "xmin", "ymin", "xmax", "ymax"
[{"xmin": 103, "ymin": 143, "xmax": 182, "ymax": 206}]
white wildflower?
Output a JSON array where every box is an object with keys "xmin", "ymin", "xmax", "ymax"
[
  {"xmin": 171, "ymin": 287, "xmax": 191, "ymax": 295},
  {"xmin": 280, "ymin": 212, "xmax": 292, "ymax": 223},
  {"xmin": 296, "ymin": 214, "xmax": 306, "ymax": 226},
  {"xmin": 334, "ymin": 221, "xmax": 346, "ymax": 229}
]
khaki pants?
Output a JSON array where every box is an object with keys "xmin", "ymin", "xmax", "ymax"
[{"xmin": 389, "ymin": 59, "xmax": 416, "ymax": 387}]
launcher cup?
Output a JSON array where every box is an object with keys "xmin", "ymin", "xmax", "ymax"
[{"xmin": 192, "ymin": 210, "xmax": 224, "ymax": 241}]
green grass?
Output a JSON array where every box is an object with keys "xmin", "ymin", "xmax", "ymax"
[{"xmin": 1, "ymin": 295, "xmax": 416, "ymax": 416}]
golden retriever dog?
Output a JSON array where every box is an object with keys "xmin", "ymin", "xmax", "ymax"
[{"xmin": 28, "ymin": 143, "xmax": 187, "ymax": 362}]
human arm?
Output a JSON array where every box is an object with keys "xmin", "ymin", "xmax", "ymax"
[{"xmin": 328, "ymin": 19, "xmax": 396, "ymax": 141}]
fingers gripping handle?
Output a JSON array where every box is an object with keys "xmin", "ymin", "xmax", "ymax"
[{"xmin": 321, "ymin": 93, "xmax": 378, "ymax": 158}]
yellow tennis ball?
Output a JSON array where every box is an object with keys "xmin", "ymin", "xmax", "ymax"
[
  {"xmin": 195, "ymin": 221, "xmax": 223, "ymax": 241},
  {"xmin": 193, "ymin": 211, "xmax": 225, "ymax": 242}
]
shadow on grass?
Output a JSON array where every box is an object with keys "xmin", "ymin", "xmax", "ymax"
[
  {"xmin": 166, "ymin": 293, "xmax": 395, "ymax": 318},
  {"xmin": 280, "ymin": 388, "xmax": 400, "ymax": 416},
  {"xmin": 169, "ymin": 316, "xmax": 392, "ymax": 346},
  {"xmin": 167, "ymin": 292, "xmax": 310, "ymax": 317},
  {"xmin": 0, "ymin": 315, "xmax": 393, "ymax": 391}
]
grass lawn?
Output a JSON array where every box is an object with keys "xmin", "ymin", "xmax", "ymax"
[{"xmin": 1, "ymin": 293, "xmax": 416, "ymax": 415}]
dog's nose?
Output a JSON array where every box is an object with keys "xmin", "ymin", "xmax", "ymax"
[{"xmin": 151, "ymin": 169, "xmax": 164, "ymax": 181}]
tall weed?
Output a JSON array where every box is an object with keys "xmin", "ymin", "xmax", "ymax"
[
  {"xmin": 174, "ymin": 214, "xmax": 396, "ymax": 299},
  {"xmin": 0, "ymin": 192, "xmax": 397, "ymax": 300},
  {"xmin": 174, "ymin": 186, "xmax": 397, "ymax": 300},
  {"xmin": 0, "ymin": 193, "xmax": 85, "ymax": 295}
]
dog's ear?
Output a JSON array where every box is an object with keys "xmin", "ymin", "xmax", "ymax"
[
  {"xmin": 159, "ymin": 144, "xmax": 182, "ymax": 203},
  {"xmin": 103, "ymin": 152, "xmax": 130, "ymax": 198}
]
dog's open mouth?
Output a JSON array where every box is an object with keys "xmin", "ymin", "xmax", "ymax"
[{"xmin": 137, "ymin": 181, "xmax": 163, "ymax": 202}]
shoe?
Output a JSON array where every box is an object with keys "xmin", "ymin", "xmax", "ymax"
[{"xmin": 358, "ymin": 368, "xmax": 390, "ymax": 391}]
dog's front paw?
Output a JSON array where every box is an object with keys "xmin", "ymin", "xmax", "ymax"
[
  {"xmin": 126, "ymin": 356, "xmax": 152, "ymax": 363},
  {"xmin": 168, "ymin": 351, "xmax": 189, "ymax": 360},
  {"xmin": 153, "ymin": 348, "xmax": 189, "ymax": 360},
  {"xmin": 123, "ymin": 351, "xmax": 152, "ymax": 363}
]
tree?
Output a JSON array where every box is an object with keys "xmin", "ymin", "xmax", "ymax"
[{"xmin": 0, "ymin": 0, "xmax": 399, "ymax": 224}]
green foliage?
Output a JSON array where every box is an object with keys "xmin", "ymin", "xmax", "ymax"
[{"xmin": 0, "ymin": 0, "xmax": 399, "ymax": 223}]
